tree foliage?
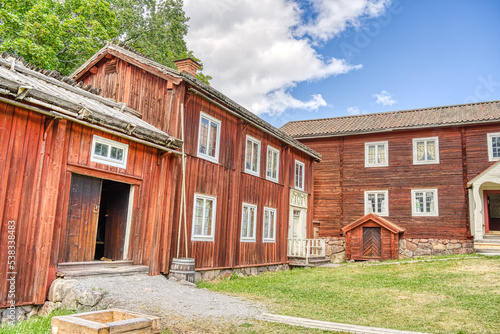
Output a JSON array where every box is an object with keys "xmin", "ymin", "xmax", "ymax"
[
  {"xmin": 0, "ymin": 0, "xmax": 119, "ymax": 75},
  {"xmin": 108, "ymin": 0, "xmax": 211, "ymax": 83}
]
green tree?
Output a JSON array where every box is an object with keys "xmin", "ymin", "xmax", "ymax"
[
  {"xmin": 109, "ymin": 0, "xmax": 211, "ymax": 83},
  {"xmin": 0, "ymin": 0, "xmax": 119, "ymax": 75}
]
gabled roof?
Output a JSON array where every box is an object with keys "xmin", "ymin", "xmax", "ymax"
[
  {"xmin": 72, "ymin": 43, "xmax": 322, "ymax": 161},
  {"xmin": 0, "ymin": 53, "xmax": 182, "ymax": 151},
  {"xmin": 280, "ymin": 100, "xmax": 500, "ymax": 139},
  {"xmin": 342, "ymin": 213, "xmax": 405, "ymax": 234}
]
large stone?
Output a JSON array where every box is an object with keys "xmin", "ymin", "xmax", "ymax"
[
  {"xmin": 220, "ymin": 270, "xmax": 233, "ymax": 279},
  {"xmin": 39, "ymin": 301, "xmax": 61, "ymax": 316},
  {"xmin": 404, "ymin": 249, "xmax": 414, "ymax": 258},
  {"xmin": 406, "ymin": 240, "xmax": 418, "ymax": 252},
  {"xmin": 77, "ymin": 289, "xmax": 105, "ymax": 307},
  {"xmin": 249, "ymin": 267, "xmax": 258, "ymax": 276},
  {"xmin": 332, "ymin": 251, "xmax": 346, "ymax": 263},
  {"xmin": 447, "ymin": 243, "xmax": 461, "ymax": 250},
  {"xmin": 203, "ymin": 270, "xmax": 215, "ymax": 281},
  {"xmin": 432, "ymin": 243, "xmax": 446, "ymax": 251},
  {"xmin": 48, "ymin": 279, "xmax": 78, "ymax": 302},
  {"xmin": 61, "ymin": 289, "xmax": 79, "ymax": 310}
]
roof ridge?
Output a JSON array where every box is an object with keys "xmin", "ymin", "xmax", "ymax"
[
  {"xmin": 283, "ymin": 99, "xmax": 500, "ymax": 126},
  {"xmin": 0, "ymin": 52, "xmax": 102, "ymax": 96}
]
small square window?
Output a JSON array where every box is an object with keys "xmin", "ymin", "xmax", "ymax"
[
  {"xmin": 365, "ymin": 141, "xmax": 388, "ymax": 167},
  {"xmin": 364, "ymin": 190, "xmax": 389, "ymax": 216},
  {"xmin": 411, "ymin": 189, "xmax": 438, "ymax": 216},
  {"xmin": 413, "ymin": 137, "xmax": 439, "ymax": 164},
  {"xmin": 241, "ymin": 203, "xmax": 257, "ymax": 242},
  {"xmin": 192, "ymin": 194, "xmax": 216, "ymax": 241},
  {"xmin": 487, "ymin": 133, "xmax": 500, "ymax": 162},
  {"xmin": 263, "ymin": 207, "xmax": 277, "ymax": 242},
  {"xmin": 266, "ymin": 146, "xmax": 280, "ymax": 182},
  {"xmin": 197, "ymin": 112, "xmax": 221, "ymax": 163},
  {"xmin": 294, "ymin": 160, "xmax": 305, "ymax": 191},
  {"xmin": 245, "ymin": 135, "xmax": 261, "ymax": 176},
  {"xmin": 90, "ymin": 135, "xmax": 128, "ymax": 168}
]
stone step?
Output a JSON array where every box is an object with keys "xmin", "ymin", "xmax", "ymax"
[
  {"xmin": 475, "ymin": 248, "xmax": 500, "ymax": 255},
  {"xmin": 57, "ymin": 261, "xmax": 149, "ymax": 278},
  {"xmin": 474, "ymin": 240, "xmax": 500, "ymax": 248},
  {"xmin": 482, "ymin": 234, "xmax": 500, "ymax": 240},
  {"xmin": 288, "ymin": 256, "xmax": 331, "ymax": 267}
]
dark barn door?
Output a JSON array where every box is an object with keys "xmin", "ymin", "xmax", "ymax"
[
  {"xmin": 362, "ymin": 227, "xmax": 381, "ymax": 258},
  {"xmin": 62, "ymin": 174, "xmax": 103, "ymax": 262},
  {"xmin": 487, "ymin": 193, "xmax": 500, "ymax": 232}
]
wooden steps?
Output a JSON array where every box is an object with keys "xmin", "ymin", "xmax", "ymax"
[
  {"xmin": 475, "ymin": 234, "xmax": 500, "ymax": 255},
  {"xmin": 57, "ymin": 261, "xmax": 149, "ymax": 278},
  {"xmin": 288, "ymin": 256, "xmax": 331, "ymax": 267}
]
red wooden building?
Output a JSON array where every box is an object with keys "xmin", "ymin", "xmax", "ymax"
[
  {"xmin": 0, "ymin": 43, "xmax": 322, "ymax": 307},
  {"xmin": 281, "ymin": 101, "xmax": 500, "ymax": 260}
]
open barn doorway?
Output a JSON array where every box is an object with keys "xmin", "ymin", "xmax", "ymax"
[
  {"xmin": 60, "ymin": 174, "xmax": 132, "ymax": 263},
  {"xmin": 486, "ymin": 192, "xmax": 500, "ymax": 233}
]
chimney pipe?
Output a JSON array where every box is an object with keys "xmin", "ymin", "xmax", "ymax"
[{"xmin": 173, "ymin": 58, "xmax": 201, "ymax": 76}]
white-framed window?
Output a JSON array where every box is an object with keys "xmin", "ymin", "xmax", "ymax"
[
  {"xmin": 245, "ymin": 135, "xmax": 261, "ymax": 176},
  {"xmin": 266, "ymin": 146, "xmax": 280, "ymax": 182},
  {"xmin": 263, "ymin": 207, "xmax": 277, "ymax": 242},
  {"xmin": 241, "ymin": 203, "xmax": 257, "ymax": 242},
  {"xmin": 90, "ymin": 135, "xmax": 129, "ymax": 168},
  {"xmin": 191, "ymin": 194, "xmax": 216, "ymax": 241},
  {"xmin": 365, "ymin": 141, "xmax": 388, "ymax": 167},
  {"xmin": 487, "ymin": 132, "xmax": 500, "ymax": 161},
  {"xmin": 295, "ymin": 160, "xmax": 305, "ymax": 191},
  {"xmin": 411, "ymin": 189, "xmax": 439, "ymax": 216},
  {"xmin": 413, "ymin": 137, "xmax": 439, "ymax": 164},
  {"xmin": 364, "ymin": 190, "xmax": 389, "ymax": 216},
  {"xmin": 197, "ymin": 112, "xmax": 221, "ymax": 163}
]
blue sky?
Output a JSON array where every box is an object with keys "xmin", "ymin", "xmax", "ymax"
[{"xmin": 184, "ymin": 0, "xmax": 500, "ymax": 127}]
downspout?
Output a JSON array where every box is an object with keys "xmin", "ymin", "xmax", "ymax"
[{"xmin": 176, "ymin": 103, "xmax": 189, "ymax": 259}]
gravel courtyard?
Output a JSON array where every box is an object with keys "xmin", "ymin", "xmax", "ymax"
[{"xmin": 75, "ymin": 274, "xmax": 267, "ymax": 332}]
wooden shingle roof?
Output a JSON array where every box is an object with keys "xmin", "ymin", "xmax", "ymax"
[{"xmin": 280, "ymin": 100, "xmax": 500, "ymax": 139}]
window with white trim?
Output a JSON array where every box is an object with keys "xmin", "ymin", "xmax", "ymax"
[
  {"xmin": 364, "ymin": 190, "xmax": 388, "ymax": 216},
  {"xmin": 263, "ymin": 207, "xmax": 277, "ymax": 242},
  {"xmin": 487, "ymin": 132, "xmax": 500, "ymax": 161},
  {"xmin": 197, "ymin": 112, "xmax": 221, "ymax": 163},
  {"xmin": 245, "ymin": 135, "xmax": 261, "ymax": 176},
  {"xmin": 411, "ymin": 189, "xmax": 438, "ymax": 216},
  {"xmin": 90, "ymin": 135, "xmax": 128, "ymax": 168},
  {"xmin": 192, "ymin": 194, "xmax": 216, "ymax": 241},
  {"xmin": 295, "ymin": 160, "xmax": 305, "ymax": 191},
  {"xmin": 365, "ymin": 141, "xmax": 388, "ymax": 167},
  {"xmin": 266, "ymin": 146, "xmax": 279, "ymax": 182},
  {"xmin": 241, "ymin": 203, "xmax": 257, "ymax": 242},
  {"xmin": 413, "ymin": 137, "xmax": 439, "ymax": 164}
]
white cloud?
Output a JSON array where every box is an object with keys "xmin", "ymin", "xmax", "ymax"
[
  {"xmin": 183, "ymin": 0, "xmax": 391, "ymax": 116},
  {"xmin": 347, "ymin": 106, "xmax": 367, "ymax": 115},
  {"xmin": 372, "ymin": 90, "xmax": 397, "ymax": 106}
]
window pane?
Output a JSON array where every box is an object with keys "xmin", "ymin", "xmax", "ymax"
[
  {"xmin": 427, "ymin": 141, "xmax": 436, "ymax": 161},
  {"xmin": 269, "ymin": 211, "xmax": 275, "ymax": 239},
  {"xmin": 378, "ymin": 194, "xmax": 385, "ymax": 213},
  {"xmin": 249, "ymin": 207, "xmax": 255, "ymax": 237},
  {"xmin": 416, "ymin": 141, "xmax": 425, "ymax": 161},
  {"xmin": 368, "ymin": 145, "xmax": 376, "ymax": 164},
  {"xmin": 377, "ymin": 144, "xmax": 385, "ymax": 164},
  {"xmin": 267, "ymin": 150, "xmax": 273, "ymax": 177},
  {"xmin": 204, "ymin": 200, "xmax": 213, "ymax": 236},
  {"xmin": 110, "ymin": 147, "xmax": 124, "ymax": 161},
  {"xmin": 242, "ymin": 207, "xmax": 248, "ymax": 237},
  {"xmin": 415, "ymin": 192, "xmax": 424, "ymax": 213},
  {"xmin": 264, "ymin": 211, "xmax": 269, "ymax": 239},
  {"xmin": 194, "ymin": 198, "xmax": 204, "ymax": 235},
  {"xmin": 252, "ymin": 142, "xmax": 258, "ymax": 172},
  {"xmin": 245, "ymin": 140, "xmax": 252, "ymax": 170},
  {"xmin": 368, "ymin": 194, "xmax": 375, "ymax": 213},
  {"xmin": 95, "ymin": 142, "xmax": 108, "ymax": 157},
  {"xmin": 493, "ymin": 137, "xmax": 500, "ymax": 158},
  {"xmin": 426, "ymin": 192, "xmax": 434, "ymax": 213},
  {"xmin": 273, "ymin": 151, "xmax": 278, "ymax": 179},
  {"xmin": 199, "ymin": 118, "xmax": 209, "ymax": 154},
  {"xmin": 208, "ymin": 122, "xmax": 218, "ymax": 157}
]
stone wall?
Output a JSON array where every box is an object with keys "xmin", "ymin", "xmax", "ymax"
[
  {"xmin": 323, "ymin": 237, "xmax": 346, "ymax": 263},
  {"xmin": 193, "ymin": 264, "xmax": 289, "ymax": 282},
  {"xmin": 399, "ymin": 238, "xmax": 475, "ymax": 258}
]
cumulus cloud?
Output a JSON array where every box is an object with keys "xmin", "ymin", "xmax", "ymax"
[
  {"xmin": 183, "ymin": 0, "xmax": 390, "ymax": 116},
  {"xmin": 347, "ymin": 106, "xmax": 368, "ymax": 115},
  {"xmin": 372, "ymin": 90, "xmax": 397, "ymax": 106}
]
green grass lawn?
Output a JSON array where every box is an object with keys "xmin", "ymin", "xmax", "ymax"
[
  {"xmin": 199, "ymin": 255, "xmax": 500, "ymax": 334},
  {"xmin": 0, "ymin": 309, "xmax": 76, "ymax": 334}
]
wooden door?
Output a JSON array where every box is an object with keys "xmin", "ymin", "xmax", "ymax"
[
  {"xmin": 362, "ymin": 227, "xmax": 381, "ymax": 258},
  {"xmin": 487, "ymin": 193, "xmax": 500, "ymax": 232},
  {"xmin": 103, "ymin": 181, "xmax": 130, "ymax": 260},
  {"xmin": 61, "ymin": 174, "xmax": 102, "ymax": 263}
]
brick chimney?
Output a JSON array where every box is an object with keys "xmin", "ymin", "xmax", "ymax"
[{"xmin": 173, "ymin": 58, "xmax": 201, "ymax": 76}]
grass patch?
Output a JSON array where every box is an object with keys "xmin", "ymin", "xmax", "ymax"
[
  {"xmin": 0, "ymin": 309, "xmax": 76, "ymax": 334},
  {"xmin": 199, "ymin": 255, "xmax": 500, "ymax": 334}
]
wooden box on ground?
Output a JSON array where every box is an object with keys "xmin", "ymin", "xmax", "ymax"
[
  {"xmin": 342, "ymin": 213, "xmax": 405, "ymax": 261},
  {"xmin": 51, "ymin": 309, "xmax": 161, "ymax": 334}
]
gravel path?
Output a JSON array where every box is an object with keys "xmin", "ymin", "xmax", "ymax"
[{"xmin": 75, "ymin": 274, "xmax": 266, "ymax": 330}]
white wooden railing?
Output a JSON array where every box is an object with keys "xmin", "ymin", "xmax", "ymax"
[{"xmin": 287, "ymin": 238, "xmax": 325, "ymax": 264}]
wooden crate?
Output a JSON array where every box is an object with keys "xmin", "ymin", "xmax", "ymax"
[{"xmin": 51, "ymin": 309, "xmax": 161, "ymax": 333}]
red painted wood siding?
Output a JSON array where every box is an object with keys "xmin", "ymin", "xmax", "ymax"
[{"xmin": 301, "ymin": 124, "xmax": 500, "ymax": 240}]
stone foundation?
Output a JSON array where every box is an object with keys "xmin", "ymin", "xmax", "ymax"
[
  {"xmin": 399, "ymin": 238, "xmax": 475, "ymax": 258},
  {"xmin": 194, "ymin": 264, "xmax": 289, "ymax": 282},
  {"xmin": 323, "ymin": 237, "xmax": 346, "ymax": 263}
]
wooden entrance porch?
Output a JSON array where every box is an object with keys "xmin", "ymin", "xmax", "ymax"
[{"xmin": 287, "ymin": 238, "xmax": 329, "ymax": 267}]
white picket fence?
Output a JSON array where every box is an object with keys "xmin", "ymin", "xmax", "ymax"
[{"xmin": 287, "ymin": 238, "xmax": 325, "ymax": 262}]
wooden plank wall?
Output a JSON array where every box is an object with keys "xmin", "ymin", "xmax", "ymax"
[
  {"xmin": 167, "ymin": 94, "xmax": 315, "ymax": 271},
  {"xmin": 0, "ymin": 101, "xmax": 175, "ymax": 307},
  {"xmin": 302, "ymin": 125, "xmax": 500, "ymax": 240}
]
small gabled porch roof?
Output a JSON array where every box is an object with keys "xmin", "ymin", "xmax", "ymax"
[{"xmin": 342, "ymin": 213, "xmax": 405, "ymax": 234}]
